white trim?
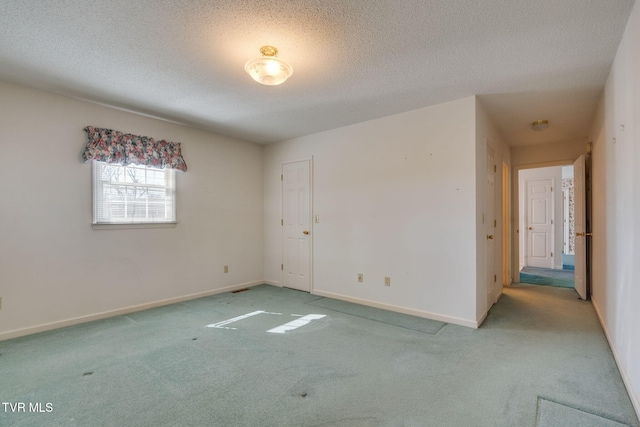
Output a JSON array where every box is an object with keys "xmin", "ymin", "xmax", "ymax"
[
  {"xmin": 476, "ymin": 289, "xmax": 504, "ymax": 327},
  {"xmin": 311, "ymin": 289, "xmax": 479, "ymax": 329},
  {"xmin": 0, "ymin": 281, "xmax": 264, "ymax": 342},
  {"xmin": 263, "ymin": 280, "xmax": 281, "ymax": 287},
  {"xmin": 477, "ymin": 309, "xmax": 488, "ymax": 328},
  {"xmin": 592, "ymin": 298, "xmax": 640, "ymax": 421},
  {"xmin": 92, "ymin": 222, "xmax": 177, "ymax": 230}
]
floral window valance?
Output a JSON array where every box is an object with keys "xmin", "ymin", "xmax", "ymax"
[{"xmin": 82, "ymin": 126, "xmax": 188, "ymax": 172}]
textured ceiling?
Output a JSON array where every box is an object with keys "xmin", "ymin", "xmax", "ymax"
[{"xmin": 0, "ymin": 0, "xmax": 635, "ymax": 145}]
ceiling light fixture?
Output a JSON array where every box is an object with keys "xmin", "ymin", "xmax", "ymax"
[
  {"xmin": 531, "ymin": 119, "xmax": 549, "ymax": 131},
  {"xmin": 244, "ymin": 46, "xmax": 293, "ymax": 86}
]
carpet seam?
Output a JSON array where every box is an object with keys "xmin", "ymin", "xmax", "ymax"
[{"xmin": 537, "ymin": 396, "xmax": 635, "ymax": 427}]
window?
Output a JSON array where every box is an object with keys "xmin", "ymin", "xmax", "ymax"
[{"xmin": 92, "ymin": 161, "xmax": 176, "ymax": 225}]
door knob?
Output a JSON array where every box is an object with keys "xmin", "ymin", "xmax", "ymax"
[
  {"xmin": 303, "ymin": 230, "xmax": 309, "ymax": 235},
  {"xmin": 487, "ymin": 235, "xmax": 494, "ymax": 240},
  {"xmin": 576, "ymin": 232, "xmax": 592, "ymax": 237},
  {"xmin": 528, "ymin": 227, "xmax": 533, "ymax": 230}
]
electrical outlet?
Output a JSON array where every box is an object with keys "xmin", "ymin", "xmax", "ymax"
[
  {"xmin": 358, "ymin": 273, "xmax": 363, "ymax": 283},
  {"xmin": 224, "ymin": 265, "xmax": 229, "ymax": 274},
  {"xmin": 384, "ymin": 277, "xmax": 391, "ymax": 287}
]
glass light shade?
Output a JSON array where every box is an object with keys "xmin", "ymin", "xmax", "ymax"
[
  {"xmin": 244, "ymin": 53, "xmax": 293, "ymax": 86},
  {"xmin": 531, "ymin": 120, "xmax": 549, "ymax": 131}
]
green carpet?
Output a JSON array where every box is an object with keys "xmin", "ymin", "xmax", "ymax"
[
  {"xmin": 537, "ymin": 398, "xmax": 633, "ymax": 427},
  {"xmin": 0, "ymin": 284, "xmax": 638, "ymax": 426},
  {"xmin": 520, "ymin": 267, "xmax": 575, "ymax": 288},
  {"xmin": 306, "ymin": 297, "xmax": 446, "ymax": 335}
]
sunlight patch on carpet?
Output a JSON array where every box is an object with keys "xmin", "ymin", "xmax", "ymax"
[
  {"xmin": 206, "ymin": 310, "xmax": 327, "ymax": 334},
  {"xmin": 267, "ymin": 314, "xmax": 326, "ymax": 334}
]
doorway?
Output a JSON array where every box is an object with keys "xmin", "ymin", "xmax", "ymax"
[{"xmin": 517, "ymin": 165, "xmax": 575, "ymax": 289}]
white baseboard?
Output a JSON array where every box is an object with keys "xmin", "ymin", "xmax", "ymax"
[
  {"xmin": 311, "ymin": 289, "xmax": 478, "ymax": 328},
  {"xmin": 263, "ymin": 280, "xmax": 281, "ymax": 287},
  {"xmin": 592, "ymin": 298, "xmax": 640, "ymax": 421},
  {"xmin": 0, "ymin": 280, "xmax": 264, "ymax": 341},
  {"xmin": 477, "ymin": 289, "xmax": 505, "ymax": 327},
  {"xmin": 476, "ymin": 309, "xmax": 488, "ymax": 328}
]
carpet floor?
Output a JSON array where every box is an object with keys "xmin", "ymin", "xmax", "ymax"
[
  {"xmin": 1, "ymin": 284, "xmax": 637, "ymax": 427},
  {"xmin": 519, "ymin": 267, "xmax": 575, "ymax": 288}
]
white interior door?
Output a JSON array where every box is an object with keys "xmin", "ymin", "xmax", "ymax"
[
  {"xmin": 282, "ymin": 159, "xmax": 312, "ymax": 292},
  {"xmin": 486, "ymin": 144, "xmax": 498, "ymax": 307},
  {"xmin": 573, "ymin": 154, "xmax": 587, "ymax": 300},
  {"xmin": 526, "ymin": 178, "xmax": 554, "ymax": 268}
]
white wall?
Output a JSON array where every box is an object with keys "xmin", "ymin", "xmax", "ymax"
[
  {"xmin": 264, "ymin": 97, "xmax": 479, "ymax": 327},
  {"xmin": 589, "ymin": 1, "xmax": 640, "ymax": 417},
  {"xmin": 518, "ymin": 167, "xmax": 564, "ymax": 270},
  {"xmin": 0, "ymin": 81, "xmax": 264, "ymax": 339},
  {"xmin": 511, "ymin": 139, "xmax": 585, "ymax": 167}
]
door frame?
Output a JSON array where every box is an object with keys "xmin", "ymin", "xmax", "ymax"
[
  {"xmin": 486, "ymin": 142, "xmax": 498, "ymax": 307},
  {"xmin": 573, "ymin": 154, "xmax": 588, "ymax": 300},
  {"xmin": 585, "ymin": 150, "xmax": 593, "ymax": 299},
  {"xmin": 512, "ymin": 160, "xmax": 571, "ymax": 283},
  {"xmin": 502, "ymin": 162, "xmax": 511, "ymax": 286},
  {"xmin": 280, "ymin": 156, "xmax": 314, "ymax": 292}
]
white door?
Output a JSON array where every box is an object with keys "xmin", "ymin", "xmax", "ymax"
[
  {"xmin": 526, "ymin": 178, "xmax": 554, "ymax": 268},
  {"xmin": 573, "ymin": 155, "xmax": 587, "ymax": 300},
  {"xmin": 486, "ymin": 145, "xmax": 497, "ymax": 307},
  {"xmin": 282, "ymin": 159, "xmax": 312, "ymax": 292}
]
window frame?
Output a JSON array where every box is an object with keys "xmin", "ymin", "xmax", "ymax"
[{"xmin": 91, "ymin": 160, "xmax": 177, "ymax": 229}]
